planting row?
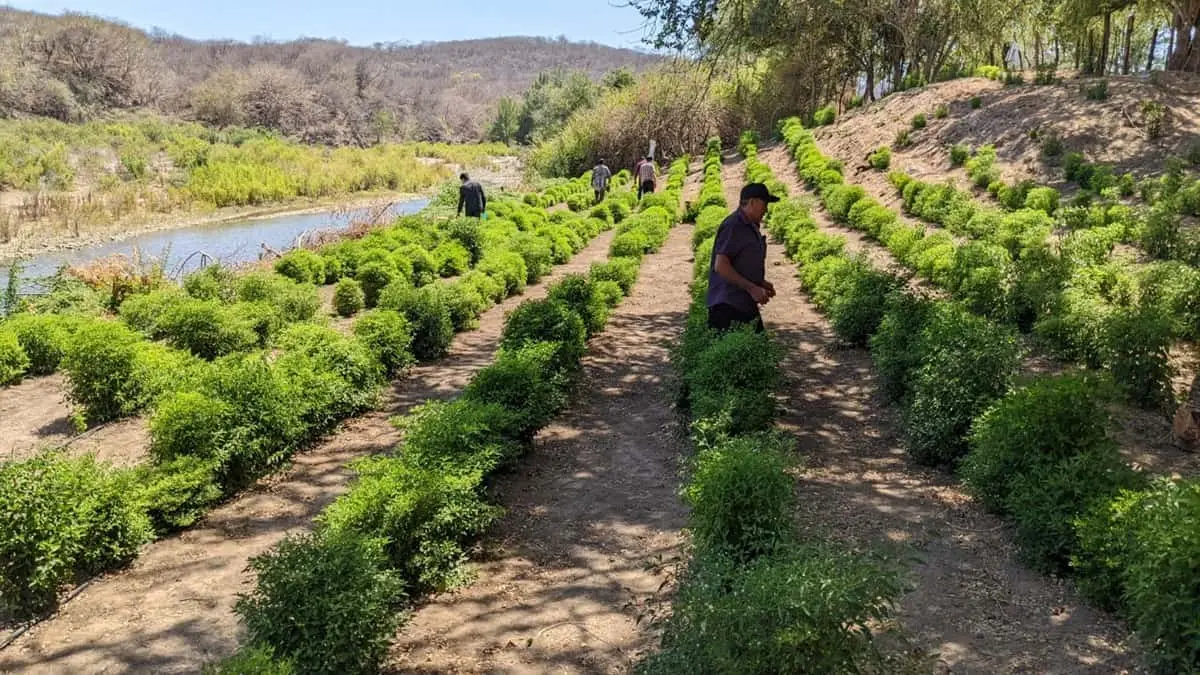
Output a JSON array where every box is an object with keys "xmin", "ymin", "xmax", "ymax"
[
  {"xmin": 0, "ymin": 179, "xmax": 623, "ymax": 621},
  {"xmin": 770, "ymin": 128, "xmax": 1200, "ymax": 674},
  {"xmin": 635, "ymin": 164, "xmax": 905, "ymax": 672},
  {"xmin": 781, "ymin": 118, "xmax": 1178, "ymax": 412},
  {"xmin": 210, "ymin": 158, "xmax": 690, "ymax": 674}
]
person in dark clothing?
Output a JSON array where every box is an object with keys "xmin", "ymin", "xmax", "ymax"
[
  {"xmin": 457, "ymin": 173, "xmax": 486, "ymax": 218},
  {"xmin": 592, "ymin": 159, "xmax": 612, "ymax": 204},
  {"xmin": 705, "ymin": 183, "xmax": 780, "ymax": 332},
  {"xmin": 636, "ymin": 156, "xmax": 656, "ymax": 200}
]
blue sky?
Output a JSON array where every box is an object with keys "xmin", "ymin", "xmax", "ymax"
[{"xmin": 6, "ymin": 0, "xmax": 653, "ymax": 48}]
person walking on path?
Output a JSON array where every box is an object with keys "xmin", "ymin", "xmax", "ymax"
[
  {"xmin": 457, "ymin": 173, "xmax": 487, "ymax": 218},
  {"xmin": 636, "ymin": 156, "xmax": 657, "ymax": 200},
  {"xmin": 706, "ymin": 182, "xmax": 779, "ymax": 332},
  {"xmin": 592, "ymin": 159, "xmax": 612, "ymax": 204}
]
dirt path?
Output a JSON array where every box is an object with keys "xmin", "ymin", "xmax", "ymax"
[
  {"xmin": 0, "ymin": 230, "xmax": 617, "ymax": 675},
  {"xmin": 388, "ymin": 224, "xmax": 694, "ymax": 674},
  {"xmin": 725, "ymin": 164, "xmax": 1141, "ymax": 673}
]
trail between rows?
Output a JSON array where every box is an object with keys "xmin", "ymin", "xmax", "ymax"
[
  {"xmin": 0, "ymin": 229, "xmax": 617, "ymax": 675},
  {"xmin": 388, "ymin": 222, "xmax": 694, "ymax": 673},
  {"xmin": 743, "ymin": 148, "xmax": 1139, "ymax": 672}
]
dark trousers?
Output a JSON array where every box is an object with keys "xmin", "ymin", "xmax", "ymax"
[
  {"xmin": 594, "ymin": 188, "xmax": 606, "ymax": 204},
  {"xmin": 637, "ymin": 180, "xmax": 655, "ymax": 200},
  {"xmin": 707, "ymin": 303, "xmax": 764, "ymax": 333}
]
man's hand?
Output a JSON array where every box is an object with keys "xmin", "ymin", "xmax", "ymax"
[
  {"xmin": 761, "ymin": 280, "xmax": 776, "ymax": 298},
  {"xmin": 749, "ymin": 285, "xmax": 770, "ymax": 305}
]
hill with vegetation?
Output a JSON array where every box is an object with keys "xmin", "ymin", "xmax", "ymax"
[{"xmin": 0, "ymin": 7, "xmax": 661, "ymax": 143}]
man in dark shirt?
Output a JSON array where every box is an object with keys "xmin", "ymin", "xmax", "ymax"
[
  {"xmin": 457, "ymin": 173, "xmax": 486, "ymax": 218},
  {"xmin": 705, "ymin": 183, "xmax": 779, "ymax": 331}
]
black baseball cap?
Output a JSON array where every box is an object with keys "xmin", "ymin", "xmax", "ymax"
[{"xmin": 740, "ymin": 183, "xmax": 781, "ymax": 203}]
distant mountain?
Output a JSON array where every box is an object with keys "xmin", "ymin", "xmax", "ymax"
[{"xmin": 0, "ymin": 8, "xmax": 662, "ymax": 142}]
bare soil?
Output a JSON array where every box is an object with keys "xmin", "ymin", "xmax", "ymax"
[
  {"xmin": 0, "ymin": 229, "xmax": 617, "ymax": 675},
  {"xmin": 389, "ymin": 223, "xmax": 695, "ymax": 674},
  {"xmin": 748, "ymin": 155, "xmax": 1141, "ymax": 673}
]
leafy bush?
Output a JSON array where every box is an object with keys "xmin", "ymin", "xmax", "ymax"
[
  {"xmin": 825, "ymin": 260, "xmax": 901, "ymax": 346},
  {"xmin": 351, "ymin": 309, "xmax": 414, "ymax": 376},
  {"xmin": 149, "ymin": 390, "xmax": 235, "ymax": 463},
  {"xmin": 2, "ymin": 313, "xmax": 80, "ymax": 377},
  {"xmin": 911, "ymin": 113, "xmax": 927, "ymax": 130},
  {"xmin": 61, "ymin": 321, "xmax": 147, "ymax": 425},
  {"xmin": 235, "ymin": 532, "xmax": 405, "ymax": 675},
  {"xmin": 274, "ymin": 249, "xmax": 325, "ymax": 285},
  {"xmin": 119, "ymin": 287, "xmax": 187, "ymax": 336},
  {"xmin": 812, "ymin": 105, "xmax": 837, "ymax": 126},
  {"xmin": 969, "ymin": 95, "xmax": 983, "ymax": 109},
  {"xmin": 477, "ymin": 250, "xmax": 527, "ymax": 297},
  {"xmin": 589, "ymin": 258, "xmax": 640, "ymax": 295},
  {"xmin": 903, "ymin": 304, "xmax": 1020, "ymax": 466},
  {"xmin": 610, "ymin": 230, "xmax": 650, "ymax": 258},
  {"xmin": 274, "ymin": 324, "xmax": 384, "ymax": 426},
  {"xmin": 934, "ymin": 104, "xmax": 949, "ymax": 119},
  {"xmin": 1103, "ymin": 306, "xmax": 1175, "ymax": 411},
  {"xmin": 399, "ymin": 399, "xmax": 523, "ymax": 476},
  {"xmin": 0, "ymin": 328, "xmax": 29, "ymax": 384},
  {"xmin": 547, "ymin": 274, "xmax": 610, "ymax": 337},
  {"xmin": 500, "ymin": 299, "xmax": 587, "ymax": 373},
  {"xmin": 432, "ymin": 240, "xmax": 471, "ymax": 278},
  {"xmin": 463, "ymin": 342, "xmax": 567, "ymax": 440},
  {"xmin": 204, "ymin": 645, "xmax": 296, "ymax": 675},
  {"xmin": 640, "ymin": 546, "xmax": 903, "ymax": 674},
  {"xmin": 870, "ymin": 293, "xmax": 935, "ymax": 404},
  {"xmin": 949, "ymin": 144, "xmax": 970, "ymax": 167},
  {"xmin": 127, "ymin": 456, "xmax": 223, "ymax": 532},
  {"xmin": 319, "ymin": 456, "xmax": 499, "ymax": 594},
  {"xmin": 332, "ymin": 278, "xmax": 365, "ymax": 317},
  {"xmin": 377, "ymin": 283, "xmax": 454, "ymax": 361},
  {"xmin": 893, "ymin": 129, "xmax": 912, "ymax": 149},
  {"xmin": 686, "ymin": 329, "xmax": 780, "ymax": 438},
  {"xmin": 868, "ymin": 146, "xmax": 891, "ymax": 170},
  {"xmin": 823, "ymin": 184, "xmax": 866, "ymax": 221},
  {"xmin": 354, "ymin": 262, "xmax": 396, "ymax": 309},
  {"xmin": 692, "ymin": 206, "xmax": 727, "ymax": 247},
  {"xmin": 0, "ymin": 453, "xmax": 153, "ymax": 618},
  {"xmin": 157, "ymin": 298, "xmax": 258, "ymax": 360},
  {"xmin": 1024, "ymin": 186, "xmax": 1060, "ymax": 214},
  {"xmin": 683, "ymin": 434, "xmax": 796, "ymax": 561},
  {"xmin": 440, "ymin": 280, "xmax": 488, "ymax": 332}
]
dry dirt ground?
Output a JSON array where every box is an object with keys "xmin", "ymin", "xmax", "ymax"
[
  {"xmin": 0, "ymin": 229, "xmax": 617, "ymax": 675},
  {"xmin": 743, "ymin": 154, "xmax": 1141, "ymax": 673},
  {"xmin": 389, "ymin": 223, "xmax": 695, "ymax": 674}
]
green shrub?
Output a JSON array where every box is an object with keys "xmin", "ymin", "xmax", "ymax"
[
  {"xmin": 119, "ymin": 287, "xmax": 188, "ymax": 336},
  {"xmin": 0, "ymin": 453, "xmax": 153, "ymax": 618},
  {"xmin": 500, "ymin": 299, "xmax": 587, "ymax": 373},
  {"xmin": 969, "ymin": 96, "xmax": 983, "ymax": 109},
  {"xmin": 235, "ymin": 532, "xmax": 405, "ymax": 675},
  {"xmin": 127, "ymin": 456, "xmax": 223, "ymax": 532},
  {"xmin": 683, "ymin": 434, "xmax": 796, "ymax": 561},
  {"xmin": 1040, "ymin": 132, "xmax": 1064, "ymax": 159},
  {"xmin": 444, "ymin": 217, "xmax": 484, "ymax": 265},
  {"xmin": 332, "ymin": 278, "xmax": 365, "ymax": 317},
  {"xmin": 319, "ymin": 456, "xmax": 499, "ymax": 594},
  {"xmin": 510, "ymin": 232, "xmax": 554, "ymax": 282},
  {"xmin": 686, "ymin": 329, "xmax": 780, "ymax": 438},
  {"xmin": 823, "ymin": 184, "xmax": 866, "ymax": 221},
  {"xmin": 949, "ymin": 144, "xmax": 970, "ymax": 167},
  {"xmin": 590, "ymin": 258, "xmax": 640, "ymax": 295},
  {"xmin": 184, "ymin": 265, "xmax": 237, "ymax": 302},
  {"xmin": 2, "ymin": 313, "xmax": 80, "ymax": 376},
  {"xmin": 1024, "ymin": 186, "xmax": 1060, "ymax": 214},
  {"xmin": 399, "ymin": 399, "xmax": 523, "ymax": 475},
  {"xmin": 432, "ymin": 240, "xmax": 471, "ymax": 278},
  {"xmin": 477, "ymin": 250, "xmax": 527, "ymax": 297},
  {"xmin": 640, "ymin": 546, "xmax": 903, "ymax": 675},
  {"xmin": 204, "ymin": 645, "xmax": 296, "ymax": 675},
  {"xmin": 960, "ymin": 374, "xmax": 1116, "ymax": 514},
  {"xmin": 274, "ymin": 324, "xmax": 384, "ymax": 426},
  {"xmin": 0, "ymin": 329, "xmax": 29, "ymax": 384},
  {"xmin": 1006, "ymin": 447, "xmax": 1144, "ymax": 573},
  {"xmin": 463, "ymin": 341, "xmax": 568, "ymax": 440},
  {"xmin": 351, "ymin": 309, "xmax": 414, "ymax": 376},
  {"xmin": 934, "ymin": 104, "xmax": 949, "ymax": 119},
  {"xmin": 157, "ymin": 298, "xmax": 258, "ymax": 360},
  {"xmin": 440, "ymin": 280, "xmax": 488, "ymax": 332},
  {"xmin": 149, "ymin": 391, "xmax": 235, "ymax": 463},
  {"xmin": 1103, "ymin": 306, "xmax": 1175, "ymax": 411},
  {"xmin": 826, "ymin": 261, "xmax": 901, "ymax": 346},
  {"xmin": 610, "ymin": 231, "xmax": 650, "ymax": 258},
  {"xmin": 812, "ymin": 105, "xmax": 837, "ymax": 126},
  {"xmin": 61, "ymin": 321, "xmax": 146, "ymax": 425},
  {"xmin": 354, "ymin": 262, "xmax": 396, "ymax": 309},
  {"xmin": 870, "ymin": 293, "xmax": 935, "ymax": 404},
  {"xmin": 377, "ymin": 283, "xmax": 454, "ymax": 361},
  {"xmin": 547, "ymin": 274, "xmax": 610, "ymax": 337},
  {"xmin": 692, "ymin": 206, "xmax": 727, "ymax": 247},
  {"xmin": 868, "ymin": 146, "xmax": 891, "ymax": 170},
  {"xmin": 893, "ymin": 129, "xmax": 912, "ymax": 149},
  {"xmin": 911, "ymin": 113, "xmax": 927, "ymax": 130},
  {"xmin": 903, "ymin": 304, "xmax": 1020, "ymax": 466},
  {"xmin": 274, "ymin": 249, "xmax": 325, "ymax": 285}
]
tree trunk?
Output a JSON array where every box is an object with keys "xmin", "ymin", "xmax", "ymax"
[
  {"xmin": 1074, "ymin": 37, "xmax": 1081, "ymax": 70},
  {"xmin": 1086, "ymin": 30, "xmax": 1096, "ymax": 74},
  {"xmin": 1035, "ymin": 32, "xmax": 1042, "ymax": 68},
  {"xmin": 1054, "ymin": 36, "xmax": 1061, "ymax": 66},
  {"xmin": 866, "ymin": 54, "xmax": 876, "ymax": 101},
  {"xmin": 1118, "ymin": 12, "xmax": 1128, "ymax": 73},
  {"xmin": 1100, "ymin": 12, "xmax": 1113, "ymax": 75},
  {"xmin": 1166, "ymin": 2, "xmax": 1200, "ymax": 72},
  {"xmin": 1148, "ymin": 25, "xmax": 1159, "ymax": 71}
]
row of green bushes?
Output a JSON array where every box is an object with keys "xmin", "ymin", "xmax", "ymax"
[
  {"xmin": 211, "ymin": 162, "xmax": 688, "ymax": 674},
  {"xmin": 771, "ymin": 178, "xmax": 1200, "ymax": 675},
  {"xmin": 780, "ymin": 119, "xmax": 1177, "ymax": 412},
  {"xmin": 639, "ymin": 188, "xmax": 905, "ymax": 672},
  {"xmin": 0, "ymin": 178, "xmax": 620, "ymax": 622},
  {"xmin": 778, "ymin": 119, "xmax": 1200, "ymax": 673}
]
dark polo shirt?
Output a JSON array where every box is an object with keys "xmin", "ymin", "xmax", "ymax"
[{"xmin": 705, "ymin": 208, "xmax": 767, "ymax": 314}]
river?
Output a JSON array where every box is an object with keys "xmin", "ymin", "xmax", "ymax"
[{"xmin": 1, "ymin": 196, "xmax": 431, "ymax": 293}]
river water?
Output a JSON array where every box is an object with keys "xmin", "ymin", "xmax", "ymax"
[{"xmin": 1, "ymin": 197, "xmax": 430, "ymax": 291}]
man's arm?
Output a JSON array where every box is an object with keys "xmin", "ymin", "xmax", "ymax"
[
  {"xmin": 714, "ymin": 254, "xmax": 768, "ymax": 304},
  {"xmin": 479, "ymin": 185, "xmax": 486, "ymax": 211},
  {"xmin": 457, "ymin": 186, "xmax": 465, "ymax": 215}
]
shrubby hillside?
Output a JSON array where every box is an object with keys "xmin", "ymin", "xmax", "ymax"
[{"xmin": 0, "ymin": 8, "xmax": 661, "ymax": 142}]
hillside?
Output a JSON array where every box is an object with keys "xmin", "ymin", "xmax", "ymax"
[{"xmin": 0, "ymin": 8, "xmax": 661, "ymax": 142}]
